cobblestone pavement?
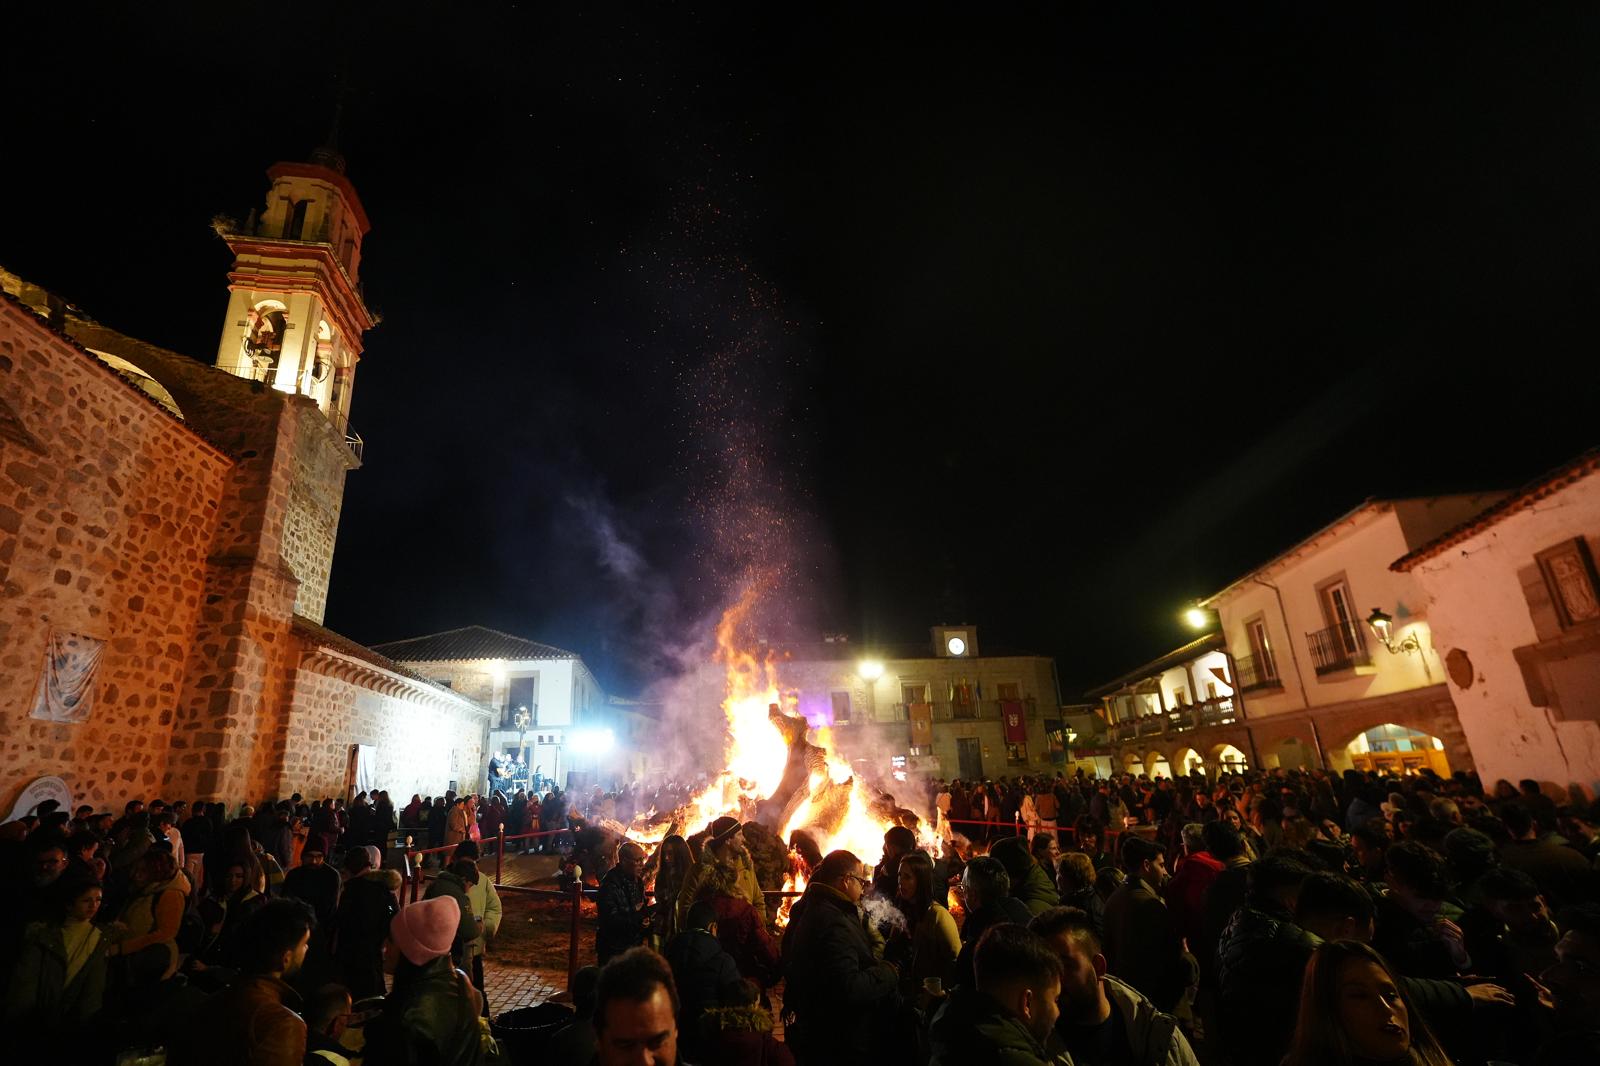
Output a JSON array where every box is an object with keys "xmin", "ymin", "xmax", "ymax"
[{"xmin": 483, "ymin": 959, "xmax": 566, "ymax": 1013}]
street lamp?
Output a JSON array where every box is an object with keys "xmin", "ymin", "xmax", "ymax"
[
  {"xmin": 1365, "ymin": 608, "xmax": 1421, "ymax": 655},
  {"xmin": 1183, "ymin": 604, "xmax": 1215, "ymax": 630},
  {"xmin": 857, "ymin": 659, "xmax": 883, "ymax": 720}
]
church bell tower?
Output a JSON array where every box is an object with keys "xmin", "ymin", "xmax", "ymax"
[{"xmin": 214, "ymin": 145, "xmax": 375, "ymax": 442}]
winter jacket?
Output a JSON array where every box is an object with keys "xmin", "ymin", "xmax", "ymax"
[
  {"xmin": 1012, "ymin": 860, "xmax": 1061, "ymax": 916},
  {"xmin": 463, "ymin": 876, "xmax": 502, "ymax": 961},
  {"xmin": 711, "ymin": 893, "xmax": 782, "ymax": 986},
  {"xmin": 595, "ymin": 867, "xmax": 648, "ymax": 964},
  {"xmin": 178, "ymin": 974, "xmax": 307, "ymax": 1066},
  {"xmin": 424, "ymin": 870, "xmax": 477, "ymax": 962},
  {"xmin": 1213, "ymin": 904, "xmax": 1319, "ymax": 1066},
  {"xmin": 956, "ymin": 896, "xmax": 1035, "ymax": 991},
  {"xmin": 114, "ymin": 872, "xmax": 190, "ymax": 979},
  {"xmin": 928, "ymin": 986, "xmax": 1060, "ymax": 1065},
  {"xmin": 677, "ymin": 846, "xmax": 764, "ymax": 926},
  {"xmin": 1498, "ymin": 836, "xmax": 1599, "ymax": 911},
  {"xmin": 333, "ymin": 870, "xmax": 400, "ymax": 998},
  {"xmin": 363, "ymin": 955, "xmax": 497, "ymax": 1066},
  {"xmin": 5, "ymin": 919, "xmax": 108, "ymax": 1028},
  {"xmin": 781, "ymin": 882, "xmax": 898, "ymax": 1063},
  {"xmin": 1061, "ymin": 887, "xmax": 1105, "ymax": 941},
  {"xmin": 665, "ymin": 928, "xmax": 742, "ymax": 1044},
  {"xmin": 905, "ymin": 901, "xmax": 960, "ymax": 996},
  {"xmin": 1046, "ymin": 975, "xmax": 1199, "ymax": 1066},
  {"xmin": 1103, "ymin": 876, "xmax": 1187, "ymax": 1012},
  {"xmin": 1163, "ymin": 852, "xmax": 1222, "ymax": 952}
]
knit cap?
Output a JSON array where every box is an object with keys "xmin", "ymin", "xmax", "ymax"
[{"xmin": 390, "ymin": 896, "xmax": 460, "ymax": 966}]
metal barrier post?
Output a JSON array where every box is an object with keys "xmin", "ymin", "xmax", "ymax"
[
  {"xmin": 496, "ymin": 823, "xmax": 505, "ymax": 887},
  {"xmin": 568, "ymin": 880, "xmax": 582, "ymax": 987}
]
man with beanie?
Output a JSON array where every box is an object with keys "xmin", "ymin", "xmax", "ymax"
[
  {"xmin": 676, "ymin": 816, "xmax": 764, "ymax": 926},
  {"xmin": 364, "ymin": 896, "xmax": 492, "ymax": 1064}
]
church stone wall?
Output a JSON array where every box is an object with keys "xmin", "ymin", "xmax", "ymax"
[
  {"xmin": 280, "ymin": 654, "xmax": 490, "ymax": 800},
  {"xmin": 0, "ymin": 298, "xmax": 231, "ymax": 810},
  {"xmin": 280, "ymin": 400, "xmax": 352, "ymax": 624}
]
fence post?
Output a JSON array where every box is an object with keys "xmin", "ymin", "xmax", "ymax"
[
  {"xmin": 567, "ymin": 880, "xmax": 582, "ymax": 987},
  {"xmin": 496, "ymin": 823, "xmax": 505, "ymax": 887}
]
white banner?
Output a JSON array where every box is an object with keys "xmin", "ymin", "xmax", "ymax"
[{"xmin": 29, "ymin": 629, "xmax": 105, "ymax": 724}]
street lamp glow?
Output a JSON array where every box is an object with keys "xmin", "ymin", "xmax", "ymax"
[
  {"xmin": 569, "ymin": 728, "xmax": 615, "ymax": 754},
  {"xmin": 1184, "ymin": 607, "xmax": 1210, "ymax": 630},
  {"xmin": 857, "ymin": 659, "xmax": 885, "ymax": 681}
]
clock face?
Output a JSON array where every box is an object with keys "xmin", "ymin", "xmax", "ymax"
[{"xmin": 947, "ymin": 636, "xmax": 967, "ymax": 656}]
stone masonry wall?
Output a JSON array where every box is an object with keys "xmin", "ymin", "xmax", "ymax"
[
  {"xmin": 279, "ymin": 399, "xmax": 352, "ymax": 625},
  {"xmin": 280, "ymin": 648, "xmax": 490, "ymax": 800},
  {"xmin": 0, "ymin": 298, "xmax": 232, "ymax": 811}
]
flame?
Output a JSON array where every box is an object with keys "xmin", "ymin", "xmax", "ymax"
[{"xmin": 628, "ymin": 582, "xmax": 938, "ymax": 922}]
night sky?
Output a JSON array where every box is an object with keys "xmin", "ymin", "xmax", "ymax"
[{"xmin": 5, "ymin": 6, "xmax": 1598, "ymax": 700}]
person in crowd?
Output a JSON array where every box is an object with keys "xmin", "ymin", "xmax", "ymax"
[
  {"xmin": 450, "ymin": 840, "xmax": 502, "ymax": 1016},
  {"xmin": 548, "ymin": 965, "xmax": 602, "ymax": 1066},
  {"xmin": 872, "ymin": 825, "xmax": 918, "ymax": 914},
  {"xmin": 330, "ymin": 846, "xmax": 398, "ymax": 999},
  {"xmin": 889, "ymin": 849, "xmax": 960, "ymax": 998},
  {"xmin": 1498, "ymin": 802, "xmax": 1596, "ymax": 911},
  {"xmin": 65, "ymin": 829, "xmax": 107, "ymax": 885},
  {"xmin": 954, "ymin": 855, "xmax": 1034, "ymax": 990},
  {"xmin": 781, "ymin": 849, "xmax": 898, "ymax": 1063},
  {"xmin": 663, "ymin": 899, "xmax": 741, "ymax": 1059},
  {"xmin": 1460, "ymin": 866, "xmax": 1559, "ymax": 985},
  {"xmin": 444, "ymin": 796, "xmax": 471, "ymax": 849},
  {"xmin": 992, "ymin": 835, "xmax": 1060, "ymax": 916},
  {"xmin": 598, "ymin": 841, "xmax": 651, "ymax": 965},
  {"xmin": 178, "ymin": 898, "xmax": 314, "ymax": 1066},
  {"xmin": 1281, "ymin": 939, "xmax": 1457, "ymax": 1066},
  {"xmin": 1196, "ymin": 819, "xmax": 1251, "ymax": 977},
  {"xmin": 1056, "ymin": 851, "xmax": 1105, "ymax": 939},
  {"xmin": 677, "ymin": 816, "xmax": 765, "ymax": 926},
  {"xmin": 1093, "ymin": 865, "xmax": 1125, "ymax": 904},
  {"xmin": 423, "ymin": 857, "xmax": 480, "ymax": 969},
  {"xmin": 928, "ymin": 923, "xmax": 1062, "ymax": 1065},
  {"xmin": 5, "ymin": 874, "xmax": 109, "ymax": 1050},
  {"xmin": 1214, "ymin": 854, "xmax": 1318, "ymax": 1066},
  {"xmin": 693, "ymin": 843, "xmax": 781, "ymax": 990},
  {"xmin": 106, "ymin": 847, "xmax": 190, "ymax": 991},
  {"xmin": 282, "ymin": 842, "xmax": 341, "ymax": 974},
  {"xmin": 1077, "ymin": 822, "xmax": 1116, "ymax": 872},
  {"xmin": 1102, "ymin": 836, "xmax": 1186, "ymax": 1013},
  {"xmin": 646, "ymin": 834, "xmax": 692, "ymax": 948},
  {"xmin": 197, "ymin": 859, "xmax": 267, "ymax": 976},
  {"xmin": 593, "ymin": 946, "xmax": 683, "ymax": 1066},
  {"xmin": 1030, "ymin": 829, "xmax": 1061, "ymax": 885},
  {"xmin": 1534, "ymin": 903, "xmax": 1600, "ymax": 1064},
  {"xmin": 1377, "ymin": 842, "xmax": 1469, "ymax": 978},
  {"xmin": 0, "ymin": 834, "xmax": 72, "ymax": 978},
  {"xmin": 1031, "ymin": 905, "xmax": 1200, "ymax": 1066},
  {"xmin": 363, "ymin": 896, "xmax": 488, "ymax": 1064},
  {"xmin": 302, "ymin": 982, "xmax": 355, "ymax": 1066},
  {"xmin": 1162, "ymin": 822, "xmax": 1222, "ymax": 955}
]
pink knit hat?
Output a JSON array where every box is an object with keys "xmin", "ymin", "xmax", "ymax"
[{"xmin": 390, "ymin": 897, "xmax": 459, "ymax": 966}]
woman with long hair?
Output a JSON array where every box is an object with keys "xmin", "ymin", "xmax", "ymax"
[
  {"xmin": 894, "ymin": 850, "xmax": 958, "ymax": 996},
  {"xmin": 1282, "ymin": 940, "xmax": 1455, "ymax": 1066},
  {"xmin": 647, "ymin": 834, "xmax": 693, "ymax": 946}
]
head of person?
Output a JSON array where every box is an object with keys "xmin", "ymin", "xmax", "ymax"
[
  {"xmin": 1247, "ymin": 854, "xmax": 1313, "ymax": 914},
  {"xmin": 1031, "ymin": 906, "xmax": 1106, "ymax": 1024},
  {"xmin": 1543, "ymin": 904, "xmax": 1600, "ymax": 1028},
  {"xmin": 133, "ymin": 848, "xmax": 178, "ymax": 888},
  {"xmin": 1476, "ymin": 867, "xmax": 1554, "ymax": 939},
  {"xmin": 1384, "ymin": 842, "xmax": 1452, "ymax": 905},
  {"xmin": 882, "ymin": 824, "xmax": 916, "ymax": 867},
  {"xmin": 452, "ymin": 839, "xmax": 482, "ymax": 861},
  {"xmin": 386, "ymin": 896, "xmax": 461, "ymax": 974},
  {"xmin": 1350, "ymin": 823, "xmax": 1389, "ymax": 872},
  {"xmin": 594, "ymin": 947, "xmax": 680, "ymax": 1066},
  {"xmin": 300, "ymin": 843, "xmax": 326, "ymax": 867},
  {"xmin": 897, "ymin": 850, "xmax": 935, "ymax": 912},
  {"xmin": 658, "ymin": 835, "xmax": 692, "ymax": 877},
  {"xmin": 1120, "ymin": 837, "xmax": 1168, "ymax": 887},
  {"xmin": 1181, "ymin": 822, "xmax": 1207, "ymax": 857},
  {"xmin": 1056, "ymin": 851, "xmax": 1095, "ymax": 896},
  {"xmin": 1204, "ymin": 819, "xmax": 1246, "ymax": 862},
  {"xmin": 306, "ymin": 983, "xmax": 353, "ymax": 1042},
  {"xmin": 1031, "ymin": 831, "xmax": 1061, "ymax": 869},
  {"xmin": 242, "ymin": 898, "xmax": 315, "ymax": 978},
  {"xmin": 1295, "ymin": 872, "xmax": 1376, "ymax": 943},
  {"xmin": 30, "ymin": 838, "xmax": 69, "ymax": 887},
  {"xmin": 991, "ymin": 836, "xmax": 1039, "ymax": 887},
  {"xmin": 960, "ymin": 855, "xmax": 1011, "ymax": 911},
  {"xmin": 570, "ymin": 964, "xmax": 603, "ymax": 1020},
  {"xmin": 54, "ymin": 875, "xmax": 103, "ymax": 925},
  {"xmin": 343, "ymin": 848, "xmax": 372, "ymax": 877},
  {"xmin": 684, "ymin": 899, "xmax": 719, "ymax": 939},
  {"xmin": 1094, "ymin": 866, "xmax": 1126, "ymax": 901},
  {"xmin": 447, "ymin": 859, "xmax": 480, "ymax": 886},
  {"xmin": 813, "ymin": 850, "xmax": 871, "ymax": 905},
  {"xmin": 617, "ymin": 842, "xmax": 645, "ymax": 880},
  {"xmin": 1284, "ymin": 940, "xmax": 1451, "ymax": 1066},
  {"xmin": 707, "ymin": 816, "xmax": 743, "ymax": 857},
  {"xmin": 973, "ymin": 923, "xmax": 1062, "ymax": 1046},
  {"xmin": 1077, "ymin": 823, "xmax": 1103, "ymax": 853}
]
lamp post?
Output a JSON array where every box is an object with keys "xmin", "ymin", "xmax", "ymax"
[{"xmin": 1365, "ymin": 608, "xmax": 1422, "ymax": 655}]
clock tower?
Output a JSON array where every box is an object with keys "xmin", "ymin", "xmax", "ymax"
[{"xmin": 214, "ymin": 145, "xmax": 375, "ymax": 444}]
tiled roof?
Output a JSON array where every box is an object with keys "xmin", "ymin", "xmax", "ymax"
[
  {"xmin": 291, "ymin": 617, "xmax": 487, "ymax": 709},
  {"xmin": 371, "ymin": 625, "xmax": 581, "ymax": 664},
  {"xmin": 1391, "ymin": 446, "xmax": 1600, "ymax": 572}
]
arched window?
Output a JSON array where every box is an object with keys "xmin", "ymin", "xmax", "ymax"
[
  {"xmin": 284, "ymin": 199, "xmax": 309, "ymax": 240},
  {"xmin": 244, "ymin": 302, "xmax": 289, "ymax": 379}
]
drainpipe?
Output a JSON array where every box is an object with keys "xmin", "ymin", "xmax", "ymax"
[{"xmin": 1251, "ymin": 577, "xmax": 1327, "ymax": 769}]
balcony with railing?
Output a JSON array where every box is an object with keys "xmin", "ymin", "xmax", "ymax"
[
  {"xmin": 883, "ymin": 697, "xmax": 1038, "ymax": 723},
  {"xmin": 1108, "ymin": 696, "xmax": 1240, "ymax": 743},
  {"xmin": 1234, "ymin": 652, "xmax": 1282, "ymax": 692},
  {"xmin": 1307, "ymin": 621, "xmax": 1371, "ymax": 674}
]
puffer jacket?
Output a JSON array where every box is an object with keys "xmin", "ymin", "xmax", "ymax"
[
  {"xmin": 928, "ymin": 986, "xmax": 1062, "ymax": 1065},
  {"xmin": 677, "ymin": 846, "xmax": 764, "ymax": 925},
  {"xmin": 363, "ymin": 955, "xmax": 497, "ymax": 1066},
  {"xmin": 333, "ymin": 870, "xmax": 400, "ymax": 998},
  {"xmin": 1213, "ymin": 904, "xmax": 1318, "ymax": 1066}
]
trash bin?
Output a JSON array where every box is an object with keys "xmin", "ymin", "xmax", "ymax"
[{"xmin": 491, "ymin": 1002, "xmax": 575, "ymax": 1064}]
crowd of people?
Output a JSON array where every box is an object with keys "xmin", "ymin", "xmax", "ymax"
[{"xmin": 3, "ymin": 766, "xmax": 1599, "ymax": 1064}]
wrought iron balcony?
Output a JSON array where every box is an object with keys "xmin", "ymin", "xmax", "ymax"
[
  {"xmin": 1307, "ymin": 621, "xmax": 1371, "ymax": 674},
  {"xmin": 1234, "ymin": 653, "xmax": 1281, "ymax": 691}
]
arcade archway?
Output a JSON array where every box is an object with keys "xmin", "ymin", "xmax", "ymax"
[{"xmin": 1346, "ymin": 723, "xmax": 1450, "ymax": 777}]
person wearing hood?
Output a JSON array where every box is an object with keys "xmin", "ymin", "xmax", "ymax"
[
  {"xmin": 992, "ymin": 836, "xmax": 1061, "ymax": 917},
  {"xmin": 780, "ymin": 850, "xmax": 898, "ymax": 1064},
  {"xmin": 929, "ymin": 923, "xmax": 1063, "ymax": 1065},
  {"xmin": 363, "ymin": 897, "xmax": 494, "ymax": 1065},
  {"xmin": 1032, "ymin": 905, "xmax": 1199, "ymax": 1066},
  {"xmin": 697, "ymin": 977, "xmax": 796, "ymax": 1066},
  {"xmin": 677, "ymin": 817, "xmax": 765, "ymax": 927},
  {"xmin": 688, "ymin": 844, "xmax": 781, "ymax": 989},
  {"xmin": 664, "ymin": 900, "xmax": 741, "ymax": 1059},
  {"xmin": 331, "ymin": 846, "xmax": 399, "ymax": 998}
]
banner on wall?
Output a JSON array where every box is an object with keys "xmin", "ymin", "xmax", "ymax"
[
  {"xmin": 909, "ymin": 702, "xmax": 933, "ymax": 746},
  {"xmin": 29, "ymin": 629, "xmax": 105, "ymax": 724},
  {"xmin": 5, "ymin": 776, "xmax": 74, "ymax": 823},
  {"xmin": 1001, "ymin": 700, "xmax": 1027, "ymax": 743}
]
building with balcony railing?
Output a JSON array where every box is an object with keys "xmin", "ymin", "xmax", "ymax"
[{"xmin": 1190, "ymin": 495, "xmax": 1503, "ymax": 777}]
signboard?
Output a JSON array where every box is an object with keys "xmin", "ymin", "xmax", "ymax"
[{"xmin": 5, "ymin": 775, "xmax": 73, "ymax": 823}]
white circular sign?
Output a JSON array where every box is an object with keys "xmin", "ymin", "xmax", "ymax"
[
  {"xmin": 5, "ymin": 775, "xmax": 73, "ymax": 823},
  {"xmin": 947, "ymin": 636, "xmax": 967, "ymax": 656}
]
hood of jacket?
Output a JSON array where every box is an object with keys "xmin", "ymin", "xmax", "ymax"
[
  {"xmin": 929, "ymin": 986, "xmax": 1052, "ymax": 1065},
  {"xmin": 702, "ymin": 1003, "xmax": 774, "ymax": 1033},
  {"xmin": 363, "ymin": 868, "xmax": 403, "ymax": 892},
  {"xmin": 1101, "ymin": 975, "xmax": 1189, "ymax": 1066}
]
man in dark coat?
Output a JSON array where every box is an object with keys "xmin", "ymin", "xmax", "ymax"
[
  {"xmin": 1102, "ymin": 836, "xmax": 1186, "ymax": 1012},
  {"xmin": 664, "ymin": 899, "xmax": 741, "ymax": 1058},
  {"xmin": 1214, "ymin": 855, "xmax": 1319, "ymax": 1066},
  {"xmin": 955, "ymin": 855, "xmax": 1035, "ymax": 990},
  {"xmin": 781, "ymin": 849, "xmax": 898, "ymax": 1065},
  {"xmin": 597, "ymin": 842, "xmax": 649, "ymax": 965}
]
